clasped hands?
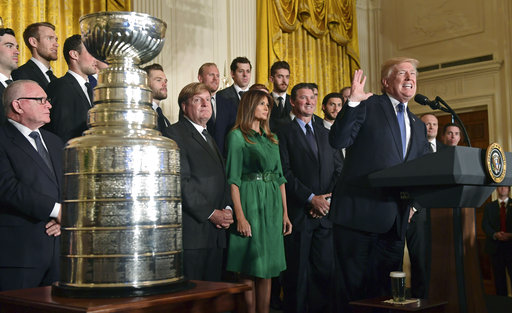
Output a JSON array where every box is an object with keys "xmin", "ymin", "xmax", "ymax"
[
  {"xmin": 309, "ymin": 193, "xmax": 331, "ymax": 219},
  {"xmin": 494, "ymin": 231, "xmax": 512, "ymax": 241},
  {"xmin": 210, "ymin": 208, "xmax": 234, "ymax": 229},
  {"xmin": 45, "ymin": 209, "xmax": 61, "ymax": 237}
]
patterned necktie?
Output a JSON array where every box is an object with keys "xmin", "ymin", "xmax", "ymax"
[
  {"xmin": 46, "ymin": 69, "xmax": 57, "ymax": 82},
  {"xmin": 85, "ymin": 82, "xmax": 94, "ymax": 106},
  {"xmin": 305, "ymin": 124, "xmax": 318, "ymax": 158},
  {"xmin": 29, "ymin": 131, "xmax": 54, "ymax": 173},
  {"xmin": 500, "ymin": 201, "xmax": 507, "ymax": 232},
  {"xmin": 397, "ymin": 103, "xmax": 407, "ymax": 158}
]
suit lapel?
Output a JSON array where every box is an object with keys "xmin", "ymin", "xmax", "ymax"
[
  {"xmin": 379, "ymin": 96, "xmax": 403, "ymax": 160},
  {"xmin": 65, "ymin": 73, "xmax": 92, "ymax": 107},
  {"xmin": 6, "ymin": 123, "xmax": 58, "ymax": 186},
  {"xmin": 41, "ymin": 131, "xmax": 62, "ymax": 189},
  {"xmin": 184, "ymin": 119, "xmax": 223, "ymax": 164},
  {"xmin": 27, "ymin": 60, "xmax": 50, "ymax": 87}
]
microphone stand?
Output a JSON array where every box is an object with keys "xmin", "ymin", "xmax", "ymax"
[{"xmin": 434, "ymin": 96, "xmax": 471, "ymax": 147}]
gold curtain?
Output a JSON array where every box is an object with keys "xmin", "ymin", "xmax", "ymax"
[
  {"xmin": 256, "ymin": 0, "xmax": 360, "ymax": 115},
  {"xmin": 0, "ymin": 0, "xmax": 131, "ymax": 77}
]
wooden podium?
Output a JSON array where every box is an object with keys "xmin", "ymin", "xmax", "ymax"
[
  {"xmin": 0, "ymin": 280, "xmax": 251, "ymax": 313},
  {"xmin": 369, "ymin": 146, "xmax": 512, "ymax": 313}
]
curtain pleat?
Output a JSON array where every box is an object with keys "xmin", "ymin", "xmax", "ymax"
[{"xmin": 256, "ymin": 0, "xmax": 360, "ymax": 116}]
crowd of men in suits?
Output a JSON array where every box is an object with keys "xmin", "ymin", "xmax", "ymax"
[{"xmin": 1, "ymin": 21, "xmax": 510, "ymax": 313}]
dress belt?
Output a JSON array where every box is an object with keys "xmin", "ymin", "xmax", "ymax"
[{"xmin": 242, "ymin": 172, "xmax": 279, "ymax": 182}]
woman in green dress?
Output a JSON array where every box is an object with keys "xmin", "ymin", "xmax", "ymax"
[{"xmin": 226, "ymin": 89, "xmax": 292, "ymax": 313}]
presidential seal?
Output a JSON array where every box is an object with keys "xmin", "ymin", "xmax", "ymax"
[{"xmin": 485, "ymin": 143, "xmax": 506, "ymax": 183}]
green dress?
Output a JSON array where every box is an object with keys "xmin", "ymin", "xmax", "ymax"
[{"xmin": 225, "ymin": 129, "xmax": 287, "ymax": 278}]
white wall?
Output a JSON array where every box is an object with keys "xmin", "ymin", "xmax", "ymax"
[{"xmin": 132, "ymin": 0, "xmax": 256, "ymax": 123}]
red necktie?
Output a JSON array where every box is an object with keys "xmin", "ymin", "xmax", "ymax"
[{"xmin": 500, "ymin": 201, "xmax": 507, "ymax": 232}]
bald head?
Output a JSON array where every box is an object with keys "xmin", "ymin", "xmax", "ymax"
[{"xmin": 4, "ymin": 80, "xmax": 51, "ymax": 129}]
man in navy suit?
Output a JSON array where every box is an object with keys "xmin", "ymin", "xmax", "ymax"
[
  {"xmin": 0, "ymin": 80, "xmax": 63, "ymax": 291},
  {"xmin": 278, "ymin": 83, "xmax": 342, "ymax": 313},
  {"xmin": 269, "ymin": 61, "xmax": 292, "ymax": 131},
  {"xmin": 482, "ymin": 186, "xmax": 512, "ymax": 296},
  {"xmin": 167, "ymin": 82, "xmax": 233, "ymax": 281},
  {"xmin": 12, "ymin": 22, "xmax": 59, "ymax": 89},
  {"xmin": 329, "ymin": 57, "xmax": 430, "ymax": 311},
  {"xmin": 143, "ymin": 63, "xmax": 171, "ymax": 134},
  {"xmin": 213, "ymin": 57, "xmax": 251, "ymax": 155},
  {"xmin": 44, "ymin": 35, "xmax": 97, "ymax": 142},
  {"xmin": 0, "ymin": 27, "xmax": 19, "ymax": 125}
]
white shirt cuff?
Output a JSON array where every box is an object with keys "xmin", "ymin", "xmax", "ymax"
[{"xmin": 50, "ymin": 203, "xmax": 61, "ymax": 218}]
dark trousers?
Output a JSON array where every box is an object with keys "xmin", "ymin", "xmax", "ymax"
[
  {"xmin": 183, "ymin": 248, "xmax": 223, "ymax": 281},
  {"xmin": 0, "ymin": 242, "xmax": 59, "ymax": 291},
  {"xmin": 406, "ymin": 208, "xmax": 431, "ymax": 298},
  {"xmin": 332, "ymin": 223, "xmax": 405, "ymax": 312},
  {"xmin": 283, "ymin": 220, "xmax": 333, "ymax": 313},
  {"xmin": 490, "ymin": 243, "xmax": 512, "ymax": 296}
]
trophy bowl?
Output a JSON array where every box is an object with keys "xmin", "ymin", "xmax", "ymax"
[{"xmin": 79, "ymin": 11, "xmax": 167, "ymax": 65}]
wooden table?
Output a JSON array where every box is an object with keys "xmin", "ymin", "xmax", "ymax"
[
  {"xmin": 350, "ymin": 297, "xmax": 447, "ymax": 313},
  {"xmin": 0, "ymin": 280, "xmax": 251, "ymax": 313}
]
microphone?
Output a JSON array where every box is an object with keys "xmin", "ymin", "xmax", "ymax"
[{"xmin": 414, "ymin": 94, "xmax": 437, "ymax": 108}]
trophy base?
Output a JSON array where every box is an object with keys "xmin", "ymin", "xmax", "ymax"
[{"xmin": 52, "ymin": 280, "xmax": 194, "ymax": 298}]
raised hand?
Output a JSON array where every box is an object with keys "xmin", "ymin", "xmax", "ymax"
[{"xmin": 349, "ymin": 69, "xmax": 373, "ymax": 102}]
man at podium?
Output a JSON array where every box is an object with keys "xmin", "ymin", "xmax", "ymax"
[{"xmin": 329, "ymin": 57, "xmax": 430, "ymax": 311}]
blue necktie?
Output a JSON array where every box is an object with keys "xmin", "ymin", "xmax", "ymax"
[
  {"xmin": 29, "ymin": 131, "xmax": 54, "ymax": 173},
  {"xmin": 397, "ymin": 103, "xmax": 406, "ymax": 158},
  {"xmin": 305, "ymin": 124, "xmax": 318, "ymax": 158}
]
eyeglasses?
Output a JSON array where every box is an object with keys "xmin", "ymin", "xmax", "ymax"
[{"xmin": 16, "ymin": 97, "xmax": 52, "ymax": 105}]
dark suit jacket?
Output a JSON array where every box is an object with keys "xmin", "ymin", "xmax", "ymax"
[
  {"xmin": 0, "ymin": 84, "xmax": 5, "ymax": 124},
  {"xmin": 209, "ymin": 87, "xmax": 239, "ymax": 155},
  {"xmin": 44, "ymin": 72, "xmax": 92, "ymax": 142},
  {"xmin": 167, "ymin": 118, "xmax": 231, "ymax": 250},
  {"xmin": 482, "ymin": 198, "xmax": 512, "ymax": 254},
  {"xmin": 278, "ymin": 119, "xmax": 342, "ymax": 231},
  {"xmin": 0, "ymin": 122, "xmax": 63, "ymax": 269},
  {"xmin": 329, "ymin": 94, "xmax": 430, "ymax": 235},
  {"xmin": 12, "ymin": 59, "xmax": 51, "ymax": 89},
  {"xmin": 270, "ymin": 93, "xmax": 292, "ymax": 131}
]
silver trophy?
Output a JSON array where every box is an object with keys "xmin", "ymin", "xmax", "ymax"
[{"xmin": 53, "ymin": 11, "xmax": 187, "ymax": 297}]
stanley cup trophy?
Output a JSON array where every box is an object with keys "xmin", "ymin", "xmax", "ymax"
[{"xmin": 52, "ymin": 12, "xmax": 189, "ymax": 297}]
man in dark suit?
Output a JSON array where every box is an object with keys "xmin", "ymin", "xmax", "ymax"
[
  {"xmin": 44, "ymin": 34, "xmax": 97, "ymax": 142},
  {"xmin": 441, "ymin": 122, "xmax": 461, "ymax": 146},
  {"xmin": 329, "ymin": 58, "xmax": 430, "ymax": 311},
  {"xmin": 321, "ymin": 92, "xmax": 343, "ymax": 130},
  {"xmin": 167, "ymin": 82, "xmax": 233, "ymax": 281},
  {"xmin": 482, "ymin": 186, "xmax": 512, "ymax": 296},
  {"xmin": 0, "ymin": 80, "xmax": 63, "ymax": 291},
  {"xmin": 213, "ymin": 57, "xmax": 251, "ymax": 155},
  {"xmin": 142, "ymin": 63, "xmax": 171, "ymax": 133},
  {"xmin": 278, "ymin": 83, "xmax": 342, "ymax": 313},
  {"xmin": 12, "ymin": 22, "xmax": 59, "ymax": 89},
  {"xmin": 201, "ymin": 62, "xmax": 235, "ymax": 153},
  {"xmin": 0, "ymin": 27, "xmax": 19, "ymax": 125},
  {"xmin": 269, "ymin": 61, "xmax": 292, "ymax": 131},
  {"xmin": 421, "ymin": 113, "xmax": 444, "ymax": 152},
  {"xmin": 403, "ymin": 113, "xmax": 443, "ymax": 299}
]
